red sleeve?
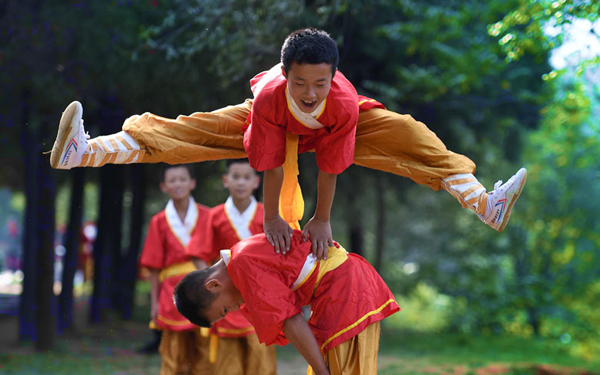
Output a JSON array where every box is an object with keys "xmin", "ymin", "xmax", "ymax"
[
  {"xmin": 228, "ymin": 245, "xmax": 303, "ymax": 346},
  {"xmin": 139, "ymin": 214, "xmax": 165, "ymax": 270},
  {"xmin": 243, "ymin": 96, "xmax": 287, "ymax": 172},
  {"xmin": 186, "ymin": 205, "xmax": 216, "ymax": 263}
]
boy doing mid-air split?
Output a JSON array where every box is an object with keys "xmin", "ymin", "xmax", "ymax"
[
  {"xmin": 174, "ymin": 231, "xmax": 400, "ymax": 375},
  {"xmin": 50, "ymin": 28, "xmax": 527, "ymax": 259}
]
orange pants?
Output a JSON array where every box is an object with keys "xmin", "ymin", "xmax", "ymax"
[
  {"xmin": 122, "ymin": 100, "xmax": 475, "ymax": 191},
  {"xmin": 307, "ymin": 321, "xmax": 381, "ymax": 375},
  {"xmin": 214, "ymin": 333, "xmax": 277, "ymax": 375},
  {"xmin": 159, "ymin": 328, "xmax": 213, "ymax": 375}
]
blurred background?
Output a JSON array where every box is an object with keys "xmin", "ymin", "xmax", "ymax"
[{"xmin": 1, "ymin": 0, "xmax": 599, "ymax": 374}]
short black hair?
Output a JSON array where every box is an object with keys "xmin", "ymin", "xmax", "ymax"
[
  {"xmin": 225, "ymin": 158, "xmax": 255, "ymax": 174},
  {"xmin": 281, "ymin": 28, "xmax": 338, "ymax": 77},
  {"xmin": 173, "ymin": 268, "xmax": 218, "ymax": 328},
  {"xmin": 160, "ymin": 164, "xmax": 195, "ymax": 183}
]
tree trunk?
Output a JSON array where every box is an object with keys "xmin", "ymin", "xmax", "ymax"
[
  {"xmin": 374, "ymin": 174, "xmax": 386, "ymax": 273},
  {"xmin": 36, "ymin": 138, "xmax": 57, "ymax": 350},
  {"xmin": 347, "ymin": 171, "xmax": 364, "ymax": 257},
  {"xmin": 90, "ymin": 97, "xmax": 125, "ymax": 323},
  {"xmin": 120, "ymin": 164, "xmax": 146, "ymax": 320},
  {"xmin": 19, "ymin": 90, "xmax": 39, "ymax": 341},
  {"xmin": 58, "ymin": 168, "xmax": 85, "ymax": 333}
]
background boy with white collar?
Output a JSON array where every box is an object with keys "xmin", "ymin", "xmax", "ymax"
[{"xmin": 139, "ymin": 164, "xmax": 212, "ymax": 375}]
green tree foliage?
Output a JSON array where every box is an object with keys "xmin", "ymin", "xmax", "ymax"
[
  {"xmin": 517, "ymin": 70, "xmax": 600, "ymax": 358},
  {"xmin": 488, "ymin": 0, "xmax": 600, "ymax": 75}
]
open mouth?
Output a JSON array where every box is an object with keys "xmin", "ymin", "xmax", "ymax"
[{"xmin": 301, "ymin": 99, "xmax": 317, "ymax": 110}]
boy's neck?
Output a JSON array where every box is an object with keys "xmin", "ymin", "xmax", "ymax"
[
  {"xmin": 172, "ymin": 196, "xmax": 191, "ymax": 222},
  {"xmin": 231, "ymin": 196, "xmax": 252, "ymax": 214}
]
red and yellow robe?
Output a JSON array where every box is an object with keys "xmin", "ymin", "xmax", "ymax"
[
  {"xmin": 225, "ymin": 230, "xmax": 400, "ymax": 354},
  {"xmin": 139, "ymin": 197, "xmax": 209, "ymax": 331}
]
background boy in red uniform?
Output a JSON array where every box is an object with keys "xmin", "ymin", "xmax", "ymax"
[
  {"xmin": 139, "ymin": 164, "xmax": 213, "ymax": 375},
  {"xmin": 50, "ymin": 28, "xmax": 527, "ymax": 255},
  {"xmin": 186, "ymin": 159, "xmax": 277, "ymax": 375},
  {"xmin": 175, "ymin": 231, "xmax": 400, "ymax": 375}
]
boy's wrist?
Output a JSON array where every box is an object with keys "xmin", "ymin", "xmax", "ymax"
[
  {"xmin": 264, "ymin": 211, "xmax": 282, "ymax": 221},
  {"xmin": 311, "ymin": 210, "xmax": 331, "ymax": 222}
]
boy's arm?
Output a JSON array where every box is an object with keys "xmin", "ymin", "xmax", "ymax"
[
  {"xmin": 263, "ymin": 166, "xmax": 293, "ymax": 254},
  {"xmin": 282, "ymin": 313, "xmax": 330, "ymax": 375},
  {"xmin": 148, "ymin": 269, "xmax": 160, "ymax": 321},
  {"xmin": 302, "ymin": 170, "xmax": 336, "ymax": 260}
]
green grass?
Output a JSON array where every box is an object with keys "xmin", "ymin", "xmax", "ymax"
[
  {"xmin": 378, "ymin": 329, "xmax": 600, "ymax": 375},
  {"xmin": 0, "ymin": 320, "xmax": 161, "ymax": 375},
  {"xmin": 2, "ymin": 325, "xmax": 598, "ymax": 374}
]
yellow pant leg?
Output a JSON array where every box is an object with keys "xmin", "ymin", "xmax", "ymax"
[
  {"xmin": 159, "ymin": 329, "xmax": 213, "ymax": 375},
  {"xmin": 244, "ymin": 333, "xmax": 277, "ymax": 375},
  {"xmin": 158, "ymin": 330, "xmax": 191, "ymax": 375},
  {"xmin": 188, "ymin": 328, "xmax": 214, "ymax": 375},
  {"xmin": 215, "ymin": 334, "xmax": 277, "ymax": 375},
  {"xmin": 354, "ymin": 108, "xmax": 476, "ymax": 191},
  {"xmin": 123, "ymin": 100, "xmax": 251, "ymax": 164},
  {"xmin": 307, "ymin": 322, "xmax": 380, "ymax": 375}
]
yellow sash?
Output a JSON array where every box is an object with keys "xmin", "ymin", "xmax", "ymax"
[
  {"xmin": 315, "ymin": 245, "xmax": 348, "ymax": 293},
  {"xmin": 149, "ymin": 261, "xmax": 197, "ymax": 330},
  {"xmin": 279, "ymin": 132, "xmax": 304, "ymax": 230},
  {"xmin": 158, "ymin": 261, "xmax": 196, "ymax": 282}
]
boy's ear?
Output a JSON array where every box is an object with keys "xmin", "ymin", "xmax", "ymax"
[
  {"xmin": 159, "ymin": 182, "xmax": 167, "ymax": 194},
  {"xmin": 190, "ymin": 178, "xmax": 197, "ymax": 191},
  {"xmin": 252, "ymin": 174, "xmax": 260, "ymax": 190},
  {"xmin": 222, "ymin": 174, "xmax": 229, "ymax": 189},
  {"xmin": 281, "ymin": 65, "xmax": 286, "ymax": 78},
  {"xmin": 205, "ymin": 279, "xmax": 222, "ymax": 293}
]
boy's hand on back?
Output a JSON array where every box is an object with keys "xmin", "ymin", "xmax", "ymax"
[
  {"xmin": 302, "ymin": 218, "xmax": 334, "ymax": 261},
  {"xmin": 264, "ymin": 215, "xmax": 293, "ymax": 254}
]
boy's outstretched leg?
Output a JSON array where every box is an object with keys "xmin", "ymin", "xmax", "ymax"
[
  {"xmin": 49, "ymin": 100, "xmax": 250, "ymax": 169},
  {"xmin": 354, "ymin": 107, "xmax": 527, "ymax": 232},
  {"xmin": 50, "ymin": 101, "xmax": 145, "ymax": 169},
  {"xmin": 442, "ymin": 168, "xmax": 527, "ymax": 232}
]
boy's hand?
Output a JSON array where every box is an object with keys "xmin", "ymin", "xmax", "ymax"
[
  {"xmin": 302, "ymin": 218, "xmax": 334, "ymax": 261},
  {"xmin": 264, "ymin": 215, "xmax": 293, "ymax": 254}
]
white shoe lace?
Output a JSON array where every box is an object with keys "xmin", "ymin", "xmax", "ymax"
[
  {"xmin": 493, "ymin": 180, "xmax": 503, "ymax": 192},
  {"xmin": 78, "ymin": 119, "xmax": 90, "ymax": 143}
]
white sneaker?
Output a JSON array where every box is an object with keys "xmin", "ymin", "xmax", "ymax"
[
  {"xmin": 481, "ymin": 168, "xmax": 527, "ymax": 232},
  {"xmin": 50, "ymin": 101, "xmax": 89, "ymax": 169}
]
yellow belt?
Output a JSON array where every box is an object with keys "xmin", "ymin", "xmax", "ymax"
[
  {"xmin": 158, "ymin": 261, "xmax": 196, "ymax": 282},
  {"xmin": 315, "ymin": 244, "xmax": 348, "ymax": 293},
  {"xmin": 279, "ymin": 132, "xmax": 304, "ymax": 230},
  {"xmin": 149, "ymin": 261, "xmax": 197, "ymax": 330}
]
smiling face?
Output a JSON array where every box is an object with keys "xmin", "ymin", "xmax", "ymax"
[
  {"xmin": 160, "ymin": 166, "xmax": 196, "ymax": 201},
  {"xmin": 284, "ymin": 62, "xmax": 333, "ymax": 113}
]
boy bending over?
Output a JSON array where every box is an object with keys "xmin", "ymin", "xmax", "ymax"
[{"xmin": 174, "ymin": 231, "xmax": 400, "ymax": 375}]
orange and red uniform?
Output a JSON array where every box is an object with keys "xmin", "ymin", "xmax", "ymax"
[
  {"xmin": 223, "ymin": 231, "xmax": 400, "ymax": 373},
  {"xmin": 139, "ymin": 198, "xmax": 212, "ymax": 375}
]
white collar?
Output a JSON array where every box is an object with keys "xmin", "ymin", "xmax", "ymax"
[
  {"xmin": 220, "ymin": 250, "xmax": 231, "ymax": 265},
  {"xmin": 224, "ymin": 196, "xmax": 257, "ymax": 240},
  {"xmin": 285, "ymin": 85, "xmax": 326, "ymax": 130},
  {"xmin": 164, "ymin": 196, "xmax": 198, "ymax": 247}
]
